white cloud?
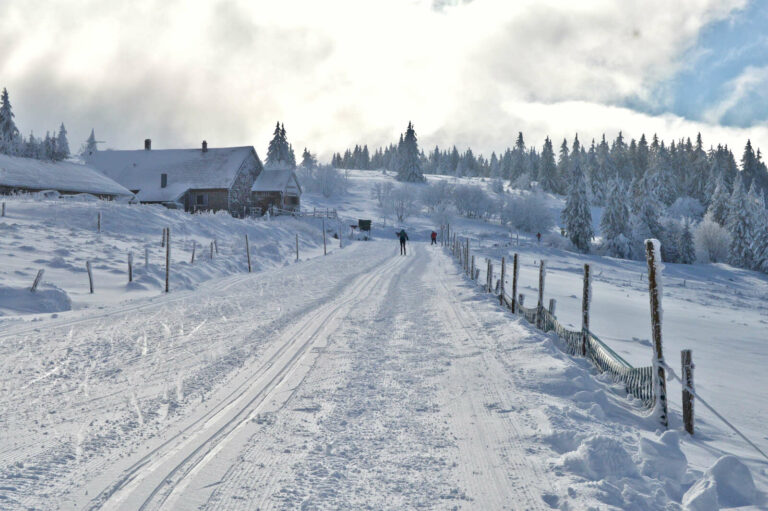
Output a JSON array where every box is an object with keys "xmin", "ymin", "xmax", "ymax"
[
  {"xmin": 703, "ymin": 64, "xmax": 768, "ymax": 124},
  {"xmin": 0, "ymin": 0, "xmax": 757, "ymax": 159}
]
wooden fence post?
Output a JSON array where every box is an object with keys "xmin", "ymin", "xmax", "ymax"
[
  {"xmin": 86, "ymin": 261, "xmax": 94, "ymax": 294},
  {"xmin": 471, "ymin": 255, "xmax": 475, "ymax": 281},
  {"xmin": 537, "ymin": 260, "xmax": 546, "ymax": 328},
  {"xmin": 548, "ymin": 298, "xmax": 556, "ymax": 317},
  {"xmin": 245, "ymin": 234, "xmax": 252, "ymax": 272},
  {"xmin": 210, "ymin": 241, "xmax": 214, "ymax": 260},
  {"xmin": 165, "ymin": 228, "xmax": 171, "ymax": 293},
  {"xmin": 190, "ymin": 242, "xmax": 196, "ymax": 264},
  {"xmin": 31, "ymin": 269, "xmax": 44, "ymax": 292},
  {"xmin": 682, "ymin": 349, "xmax": 694, "ymax": 435},
  {"xmin": 486, "ymin": 259, "xmax": 491, "ymax": 291},
  {"xmin": 2, "ymin": 201, "xmax": 6, "ymax": 217},
  {"xmin": 500, "ymin": 257, "xmax": 506, "ymax": 306},
  {"xmin": 162, "ymin": 227, "xmax": 166, "ymax": 247},
  {"xmin": 645, "ymin": 239, "xmax": 668, "ymax": 428},
  {"xmin": 581, "ymin": 264, "xmax": 590, "ymax": 356},
  {"xmin": 128, "ymin": 252, "xmax": 133, "ymax": 283},
  {"xmin": 145, "ymin": 247, "xmax": 149, "ymax": 269},
  {"xmin": 511, "ymin": 253, "xmax": 519, "ymax": 313},
  {"xmin": 339, "ymin": 220, "xmax": 342, "ymax": 248},
  {"xmin": 465, "ymin": 238, "xmax": 470, "ymax": 273},
  {"xmin": 97, "ymin": 212, "xmax": 101, "ymax": 233},
  {"xmin": 322, "ymin": 218, "xmax": 327, "ymax": 255},
  {"xmin": 296, "ymin": 234, "xmax": 299, "ymax": 261},
  {"xmin": 214, "ymin": 239, "xmax": 218, "ymax": 255}
]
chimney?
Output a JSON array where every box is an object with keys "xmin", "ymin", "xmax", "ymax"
[
  {"xmin": 202, "ymin": 140, "xmax": 208, "ymax": 153},
  {"xmin": 144, "ymin": 138, "xmax": 151, "ymax": 150}
]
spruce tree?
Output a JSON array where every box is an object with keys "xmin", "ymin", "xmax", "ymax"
[
  {"xmin": 0, "ymin": 88, "xmax": 20, "ymax": 155},
  {"xmin": 707, "ymin": 174, "xmax": 730, "ymax": 226},
  {"xmin": 600, "ymin": 178, "xmax": 630, "ymax": 258},
  {"xmin": 556, "ymin": 139, "xmax": 569, "ymax": 194},
  {"xmin": 562, "ymin": 150, "xmax": 593, "ymax": 253},
  {"xmin": 396, "ymin": 122, "xmax": 425, "ymax": 182},
  {"xmin": 538, "ymin": 137, "xmax": 558, "ymax": 193},
  {"xmin": 55, "ymin": 123, "xmax": 70, "ymax": 160},
  {"xmin": 301, "ymin": 147, "xmax": 317, "ymax": 169},
  {"xmin": 752, "ymin": 200, "xmax": 768, "ymax": 273},
  {"xmin": 725, "ymin": 175, "xmax": 754, "ymax": 268},
  {"xmin": 678, "ymin": 220, "xmax": 696, "ymax": 264},
  {"xmin": 83, "ymin": 129, "xmax": 98, "ymax": 158}
]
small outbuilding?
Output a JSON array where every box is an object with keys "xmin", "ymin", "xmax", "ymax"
[
  {"xmin": 251, "ymin": 169, "xmax": 302, "ymax": 213},
  {"xmin": 0, "ymin": 154, "xmax": 133, "ymax": 199}
]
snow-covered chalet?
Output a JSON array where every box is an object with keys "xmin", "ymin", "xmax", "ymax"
[
  {"xmin": 89, "ymin": 139, "xmax": 263, "ymax": 216},
  {"xmin": 0, "ymin": 153, "xmax": 133, "ymax": 199},
  {"xmin": 251, "ymin": 168, "xmax": 302, "ymax": 213}
]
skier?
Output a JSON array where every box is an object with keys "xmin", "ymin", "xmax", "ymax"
[
  {"xmin": 396, "ymin": 229, "xmax": 409, "ymax": 255},
  {"xmin": 430, "ymin": 231, "xmax": 437, "ymax": 245}
]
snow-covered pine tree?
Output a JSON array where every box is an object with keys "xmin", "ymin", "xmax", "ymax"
[
  {"xmin": 630, "ymin": 180, "xmax": 665, "ymax": 259},
  {"xmin": 678, "ymin": 220, "xmax": 696, "ymax": 264},
  {"xmin": 82, "ymin": 129, "xmax": 98, "ymax": 159},
  {"xmin": 752, "ymin": 197, "xmax": 768, "ymax": 273},
  {"xmin": 55, "ymin": 123, "xmax": 70, "ymax": 161},
  {"xmin": 0, "ymin": 88, "xmax": 20, "ymax": 155},
  {"xmin": 301, "ymin": 147, "xmax": 317, "ymax": 169},
  {"xmin": 600, "ymin": 178, "xmax": 631, "ymax": 258},
  {"xmin": 591, "ymin": 135, "xmax": 612, "ymax": 205},
  {"xmin": 725, "ymin": 175, "xmax": 754, "ymax": 268},
  {"xmin": 687, "ymin": 133, "xmax": 708, "ymax": 201},
  {"xmin": 556, "ymin": 138, "xmax": 569, "ymax": 194},
  {"xmin": 396, "ymin": 122, "xmax": 425, "ymax": 182},
  {"xmin": 562, "ymin": 143, "xmax": 593, "ymax": 253},
  {"xmin": 266, "ymin": 122, "xmax": 283, "ymax": 168},
  {"xmin": 538, "ymin": 137, "xmax": 558, "ymax": 193},
  {"xmin": 706, "ymin": 174, "xmax": 731, "ymax": 226}
]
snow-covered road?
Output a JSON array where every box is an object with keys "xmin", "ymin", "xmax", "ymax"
[{"xmin": 2, "ymin": 239, "xmax": 756, "ymax": 509}]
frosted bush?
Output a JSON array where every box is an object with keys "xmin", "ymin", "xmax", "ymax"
[
  {"xmin": 452, "ymin": 185, "xmax": 495, "ymax": 219},
  {"xmin": 297, "ymin": 164, "xmax": 347, "ymax": 198},
  {"xmin": 666, "ymin": 196, "xmax": 705, "ymax": 221},
  {"xmin": 694, "ymin": 214, "xmax": 731, "ymax": 263},
  {"xmin": 500, "ymin": 191, "xmax": 554, "ymax": 233}
]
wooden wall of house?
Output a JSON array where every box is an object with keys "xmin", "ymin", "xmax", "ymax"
[
  {"xmin": 185, "ymin": 189, "xmax": 230, "ymax": 213},
  {"xmin": 252, "ymin": 191, "xmax": 283, "ymax": 213}
]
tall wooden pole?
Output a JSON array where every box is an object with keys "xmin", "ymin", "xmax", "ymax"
[
  {"xmin": 296, "ymin": 234, "xmax": 299, "ymax": 261},
  {"xmin": 128, "ymin": 252, "xmax": 133, "ymax": 283},
  {"xmin": 165, "ymin": 228, "xmax": 170, "ymax": 293},
  {"xmin": 322, "ymin": 218, "xmax": 327, "ymax": 255},
  {"xmin": 245, "ymin": 234, "xmax": 252, "ymax": 272},
  {"xmin": 682, "ymin": 349, "xmax": 694, "ymax": 435},
  {"xmin": 471, "ymin": 255, "xmax": 475, "ymax": 281},
  {"xmin": 581, "ymin": 264, "xmax": 590, "ymax": 356},
  {"xmin": 537, "ymin": 260, "xmax": 546, "ymax": 328},
  {"xmin": 86, "ymin": 261, "xmax": 94, "ymax": 294},
  {"xmin": 645, "ymin": 239, "xmax": 668, "ymax": 428},
  {"xmin": 511, "ymin": 253, "xmax": 519, "ymax": 313},
  {"xmin": 500, "ymin": 257, "xmax": 506, "ymax": 305}
]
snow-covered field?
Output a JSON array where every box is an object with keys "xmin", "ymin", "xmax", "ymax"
[{"xmin": 1, "ymin": 172, "xmax": 766, "ymax": 509}]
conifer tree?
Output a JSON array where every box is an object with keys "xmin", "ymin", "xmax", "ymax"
[
  {"xmin": 678, "ymin": 220, "xmax": 696, "ymax": 264},
  {"xmin": 301, "ymin": 147, "xmax": 317, "ymax": 169},
  {"xmin": 600, "ymin": 178, "xmax": 630, "ymax": 258},
  {"xmin": 0, "ymin": 88, "xmax": 20, "ymax": 155},
  {"xmin": 562, "ymin": 149, "xmax": 593, "ymax": 253},
  {"xmin": 55, "ymin": 123, "xmax": 70, "ymax": 160},
  {"xmin": 538, "ymin": 137, "xmax": 558, "ymax": 193},
  {"xmin": 707, "ymin": 174, "xmax": 731, "ymax": 226},
  {"xmin": 556, "ymin": 139, "xmax": 569, "ymax": 194},
  {"xmin": 725, "ymin": 175, "xmax": 754, "ymax": 268},
  {"xmin": 396, "ymin": 122, "xmax": 425, "ymax": 182},
  {"xmin": 752, "ymin": 200, "xmax": 768, "ymax": 273},
  {"xmin": 82, "ymin": 128, "xmax": 98, "ymax": 159}
]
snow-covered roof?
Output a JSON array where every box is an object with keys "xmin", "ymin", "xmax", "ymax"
[
  {"xmin": 89, "ymin": 147, "xmax": 254, "ymax": 203},
  {"xmin": 0, "ymin": 154, "xmax": 133, "ymax": 197},
  {"xmin": 251, "ymin": 169, "xmax": 301, "ymax": 195}
]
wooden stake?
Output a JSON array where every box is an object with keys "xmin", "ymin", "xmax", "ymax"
[
  {"xmin": 214, "ymin": 239, "xmax": 218, "ymax": 254},
  {"xmin": 511, "ymin": 254, "xmax": 519, "ymax": 313},
  {"xmin": 500, "ymin": 257, "xmax": 506, "ymax": 306},
  {"xmin": 471, "ymin": 255, "xmax": 475, "ymax": 281},
  {"xmin": 245, "ymin": 234, "xmax": 252, "ymax": 272},
  {"xmin": 1, "ymin": 202, "xmax": 5, "ymax": 217},
  {"xmin": 645, "ymin": 239, "xmax": 668, "ymax": 428},
  {"xmin": 128, "ymin": 252, "xmax": 133, "ymax": 283},
  {"xmin": 190, "ymin": 242, "xmax": 196, "ymax": 264},
  {"xmin": 682, "ymin": 349, "xmax": 694, "ymax": 435},
  {"xmin": 537, "ymin": 260, "xmax": 546, "ymax": 328},
  {"xmin": 165, "ymin": 228, "xmax": 170, "ymax": 293},
  {"xmin": 210, "ymin": 241, "xmax": 214, "ymax": 260},
  {"xmin": 97, "ymin": 212, "xmax": 101, "ymax": 233},
  {"xmin": 86, "ymin": 261, "xmax": 94, "ymax": 294},
  {"xmin": 322, "ymin": 218, "xmax": 327, "ymax": 255},
  {"xmin": 548, "ymin": 298, "xmax": 556, "ymax": 317},
  {"xmin": 31, "ymin": 269, "xmax": 44, "ymax": 292},
  {"xmin": 162, "ymin": 227, "xmax": 166, "ymax": 247},
  {"xmin": 581, "ymin": 264, "xmax": 590, "ymax": 356},
  {"xmin": 296, "ymin": 234, "xmax": 299, "ymax": 261}
]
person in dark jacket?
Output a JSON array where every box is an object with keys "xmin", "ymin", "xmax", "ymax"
[
  {"xmin": 396, "ymin": 229, "xmax": 409, "ymax": 255},
  {"xmin": 430, "ymin": 231, "xmax": 437, "ymax": 245}
]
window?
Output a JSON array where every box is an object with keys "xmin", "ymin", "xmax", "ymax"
[
  {"xmin": 196, "ymin": 193, "xmax": 208, "ymax": 206},
  {"xmin": 160, "ymin": 173, "xmax": 167, "ymax": 188}
]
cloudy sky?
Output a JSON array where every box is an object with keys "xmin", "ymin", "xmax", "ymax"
[{"xmin": 1, "ymin": 0, "xmax": 767, "ymax": 160}]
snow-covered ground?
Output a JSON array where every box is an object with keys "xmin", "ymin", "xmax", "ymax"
[{"xmin": 1, "ymin": 172, "xmax": 766, "ymax": 509}]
